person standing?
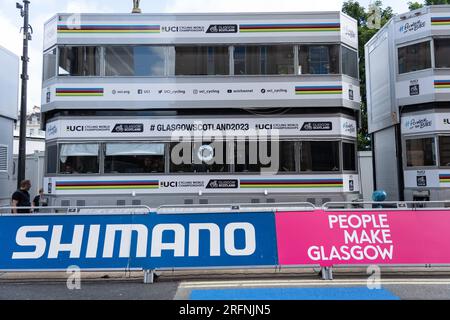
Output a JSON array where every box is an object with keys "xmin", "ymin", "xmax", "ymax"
[
  {"xmin": 33, "ymin": 188, "xmax": 48, "ymax": 213},
  {"xmin": 11, "ymin": 180, "xmax": 32, "ymax": 214}
]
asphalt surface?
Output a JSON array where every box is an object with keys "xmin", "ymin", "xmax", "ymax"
[
  {"xmin": 0, "ymin": 281, "xmax": 178, "ymax": 300},
  {"xmin": 0, "ymin": 269, "xmax": 449, "ymax": 300}
]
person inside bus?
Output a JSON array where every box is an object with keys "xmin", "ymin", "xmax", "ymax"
[
  {"xmin": 142, "ymin": 157, "xmax": 156, "ymax": 173},
  {"xmin": 62, "ymin": 163, "xmax": 74, "ymax": 174}
]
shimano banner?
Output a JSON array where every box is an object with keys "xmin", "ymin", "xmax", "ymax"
[
  {"xmin": 0, "ymin": 213, "xmax": 278, "ymax": 271},
  {"xmin": 276, "ymin": 210, "xmax": 450, "ymax": 267}
]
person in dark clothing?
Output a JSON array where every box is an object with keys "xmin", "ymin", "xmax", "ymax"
[
  {"xmin": 11, "ymin": 180, "xmax": 32, "ymax": 214},
  {"xmin": 33, "ymin": 188, "xmax": 48, "ymax": 213}
]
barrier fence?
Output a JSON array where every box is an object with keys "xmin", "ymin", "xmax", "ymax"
[{"xmin": 0, "ymin": 202, "xmax": 450, "ymax": 283}]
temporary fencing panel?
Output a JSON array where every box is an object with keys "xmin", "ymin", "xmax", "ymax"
[
  {"xmin": 276, "ymin": 210, "xmax": 450, "ymax": 267},
  {"xmin": 0, "ymin": 212, "xmax": 278, "ymax": 271},
  {"xmin": 1, "ymin": 209, "xmax": 450, "ymax": 271}
]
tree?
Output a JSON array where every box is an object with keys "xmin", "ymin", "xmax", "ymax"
[
  {"xmin": 408, "ymin": 1, "xmax": 424, "ymax": 10},
  {"xmin": 342, "ymin": 1, "xmax": 394, "ymax": 151},
  {"xmin": 425, "ymin": 0, "xmax": 450, "ymax": 4}
]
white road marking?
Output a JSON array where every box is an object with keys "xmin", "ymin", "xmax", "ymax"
[{"xmin": 179, "ymin": 278, "xmax": 450, "ymax": 289}]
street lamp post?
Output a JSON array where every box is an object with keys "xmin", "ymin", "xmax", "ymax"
[{"xmin": 16, "ymin": 0, "xmax": 32, "ymax": 189}]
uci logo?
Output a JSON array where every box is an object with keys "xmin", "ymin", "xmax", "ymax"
[
  {"xmin": 161, "ymin": 26, "xmax": 179, "ymax": 32},
  {"xmin": 66, "ymin": 126, "xmax": 84, "ymax": 132},
  {"xmin": 161, "ymin": 181, "xmax": 178, "ymax": 188},
  {"xmin": 256, "ymin": 124, "xmax": 273, "ymax": 130}
]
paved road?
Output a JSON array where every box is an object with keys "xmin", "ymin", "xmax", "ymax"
[
  {"xmin": 0, "ymin": 273, "xmax": 449, "ymax": 300},
  {"xmin": 175, "ymin": 278, "xmax": 450, "ymax": 300}
]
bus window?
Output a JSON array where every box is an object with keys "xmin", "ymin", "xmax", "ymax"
[
  {"xmin": 298, "ymin": 45, "xmax": 340, "ymax": 75},
  {"xmin": 175, "ymin": 46, "xmax": 229, "ymax": 76},
  {"xmin": 234, "ymin": 45, "xmax": 295, "ymax": 75},
  {"xmin": 406, "ymin": 138, "xmax": 436, "ymax": 167},
  {"xmin": 59, "ymin": 144, "xmax": 99, "ymax": 174},
  {"xmin": 58, "ymin": 46, "xmax": 101, "ymax": 76},
  {"xmin": 105, "ymin": 46, "xmax": 166, "ymax": 76},
  {"xmin": 439, "ymin": 136, "xmax": 450, "ymax": 167},
  {"xmin": 170, "ymin": 141, "xmax": 229, "ymax": 173},
  {"xmin": 300, "ymin": 141, "xmax": 340, "ymax": 172},
  {"xmin": 234, "ymin": 141, "xmax": 296, "ymax": 173},
  {"xmin": 46, "ymin": 144, "xmax": 57, "ymax": 174},
  {"xmin": 104, "ymin": 143, "xmax": 165, "ymax": 174},
  {"xmin": 398, "ymin": 41, "xmax": 431, "ymax": 74},
  {"xmin": 343, "ymin": 142, "xmax": 356, "ymax": 171}
]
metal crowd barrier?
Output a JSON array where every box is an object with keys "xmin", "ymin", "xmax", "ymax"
[
  {"xmin": 322, "ymin": 200, "xmax": 450, "ymax": 211},
  {"xmin": 156, "ymin": 202, "xmax": 316, "ymax": 214},
  {"xmin": 0, "ymin": 205, "xmax": 152, "ymax": 215},
  {"xmin": 1, "ymin": 201, "xmax": 450, "ymax": 283},
  {"xmin": 3, "ymin": 200, "xmax": 449, "ymax": 215}
]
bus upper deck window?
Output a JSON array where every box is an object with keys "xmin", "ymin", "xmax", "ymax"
[{"xmin": 59, "ymin": 144, "xmax": 100, "ymax": 174}]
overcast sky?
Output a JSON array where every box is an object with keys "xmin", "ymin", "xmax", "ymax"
[{"xmin": 0, "ymin": 0, "xmax": 410, "ymax": 113}]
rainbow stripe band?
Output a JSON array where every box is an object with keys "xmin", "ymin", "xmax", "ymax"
[
  {"xmin": 58, "ymin": 24, "xmax": 161, "ymax": 33},
  {"xmin": 295, "ymin": 86, "xmax": 343, "ymax": 95},
  {"xmin": 56, "ymin": 88, "xmax": 104, "ymax": 97},
  {"xmin": 435, "ymin": 80, "xmax": 450, "ymax": 89},
  {"xmin": 56, "ymin": 180, "xmax": 160, "ymax": 191},
  {"xmin": 431, "ymin": 17, "xmax": 450, "ymax": 26},
  {"xmin": 239, "ymin": 23, "xmax": 340, "ymax": 33},
  {"xmin": 439, "ymin": 175, "xmax": 450, "ymax": 183},
  {"xmin": 240, "ymin": 179, "xmax": 344, "ymax": 189}
]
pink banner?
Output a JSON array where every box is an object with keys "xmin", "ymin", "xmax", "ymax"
[{"xmin": 276, "ymin": 210, "xmax": 450, "ymax": 267}]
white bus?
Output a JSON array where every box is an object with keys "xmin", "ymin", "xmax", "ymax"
[
  {"xmin": 41, "ymin": 11, "xmax": 361, "ymax": 209},
  {"xmin": 366, "ymin": 5, "xmax": 450, "ymax": 202}
]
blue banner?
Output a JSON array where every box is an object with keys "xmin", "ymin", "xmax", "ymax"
[{"xmin": 0, "ymin": 212, "xmax": 278, "ymax": 271}]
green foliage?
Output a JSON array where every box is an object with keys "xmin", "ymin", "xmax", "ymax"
[
  {"xmin": 408, "ymin": 1, "xmax": 424, "ymax": 10},
  {"xmin": 425, "ymin": 0, "xmax": 450, "ymax": 5},
  {"xmin": 342, "ymin": 1, "xmax": 394, "ymax": 151}
]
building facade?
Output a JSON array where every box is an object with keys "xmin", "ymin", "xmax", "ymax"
[
  {"xmin": 13, "ymin": 106, "xmax": 45, "ymax": 156},
  {"xmin": 365, "ymin": 5, "xmax": 450, "ymax": 201},
  {"xmin": 0, "ymin": 46, "xmax": 19, "ymax": 206},
  {"xmin": 41, "ymin": 12, "xmax": 361, "ymax": 209}
]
